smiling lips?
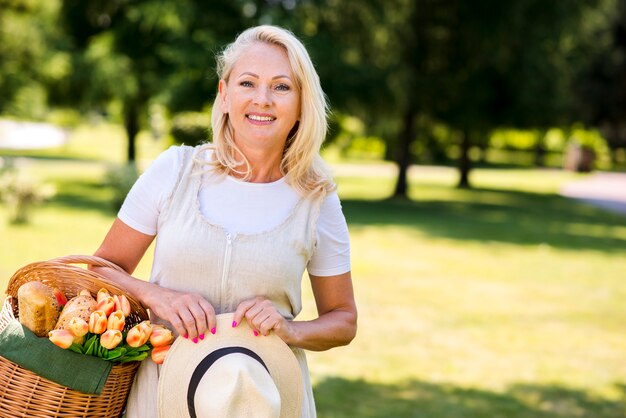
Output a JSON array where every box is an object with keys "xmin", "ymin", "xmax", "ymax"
[{"xmin": 247, "ymin": 113, "xmax": 276, "ymax": 123}]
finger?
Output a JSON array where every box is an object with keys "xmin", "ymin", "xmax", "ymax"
[
  {"xmin": 197, "ymin": 298, "xmax": 216, "ymax": 336},
  {"xmin": 246, "ymin": 305, "xmax": 271, "ymax": 331},
  {"xmin": 188, "ymin": 302, "xmax": 209, "ymax": 338},
  {"xmin": 232, "ymin": 299, "xmax": 257, "ymax": 328},
  {"xmin": 260, "ymin": 311, "xmax": 286, "ymax": 336},
  {"xmin": 177, "ymin": 308, "xmax": 198, "ymax": 340},
  {"xmin": 257, "ymin": 316, "xmax": 273, "ymax": 336},
  {"xmin": 167, "ymin": 314, "xmax": 187, "ymax": 339}
]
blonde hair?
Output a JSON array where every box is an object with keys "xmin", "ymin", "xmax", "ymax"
[{"xmin": 196, "ymin": 25, "xmax": 335, "ymax": 197}]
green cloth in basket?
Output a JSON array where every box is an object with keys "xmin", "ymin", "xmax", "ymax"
[{"xmin": 0, "ymin": 319, "xmax": 111, "ymax": 395}]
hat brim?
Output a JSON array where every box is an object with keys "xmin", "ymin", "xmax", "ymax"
[{"xmin": 157, "ymin": 313, "xmax": 303, "ymax": 418}]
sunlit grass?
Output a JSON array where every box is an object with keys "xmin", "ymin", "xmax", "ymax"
[{"xmin": 305, "ymin": 162, "xmax": 626, "ymax": 417}]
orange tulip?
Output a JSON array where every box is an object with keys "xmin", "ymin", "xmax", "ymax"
[
  {"xmin": 49, "ymin": 329, "xmax": 74, "ymax": 349},
  {"xmin": 149, "ymin": 325, "xmax": 174, "ymax": 348},
  {"xmin": 100, "ymin": 329, "xmax": 123, "ymax": 349},
  {"xmin": 126, "ymin": 324, "xmax": 149, "ymax": 348},
  {"xmin": 96, "ymin": 296, "xmax": 115, "ymax": 316},
  {"xmin": 68, "ymin": 317, "xmax": 89, "ymax": 337},
  {"xmin": 151, "ymin": 345, "xmax": 171, "ymax": 364},
  {"xmin": 96, "ymin": 288, "xmax": 111, "ymax": 303},
  {"xmin": 89, "ymin": 310, "xmax": 108, "ymax": 334},
  {"xmin": 73, "ymin": 334, "xmax": 85, "ymax": 345},
  {"xmin": 138, "ymin": 320, "xmax": 153, "ymax": 338},
  {"xmin": 113, "ymin": 294, "xmax": 131, "ymax": 317},
  {"xmin": 107, "ymin": 310, "xmax": 125, "ymax": 331}
]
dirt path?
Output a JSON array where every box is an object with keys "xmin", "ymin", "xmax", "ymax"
[
  {"xmin": 559, "ymin": 172, "xmax": 626, "ymax": 216},
  {"xmin": 0, "ymin": 119, "xmax": 68, "ymax": 150}
]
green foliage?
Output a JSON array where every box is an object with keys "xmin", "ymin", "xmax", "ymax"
[
  {"xmin": 0, "ymin": 0, "xmax": 67, "ymax": 119},
  {"xmin": 68, "ymin": 332, "xmax": 151, "ymax": 363},
  {"xmin": 572, "ymin": 0, "xmax": 626, "ymax": 155},
  {"xmin": 46, "ymin": 108, "xmax": 82, "ymax": 129},
  {"xmin": 170, "ymin": 111, "xmax": 211, "ymax": 147},
  {"xmin": 2, "ymin": 0, "xmax": 623, "ymax": 189},
  {"xmin": 328, "ymin": 114, "xmax": 386, "ymax": 161},
  {"xmin": 287, "ymin": 0, "xmax": 613, "ymax": 191},
  {"xmin": 490, "ymin": 130, "xmax": 540, "ymax": 151}
]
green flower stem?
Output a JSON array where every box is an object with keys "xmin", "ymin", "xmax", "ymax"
[{"xmin": 73, "ymin": 332, "xmax": 153, "ymax": 363}]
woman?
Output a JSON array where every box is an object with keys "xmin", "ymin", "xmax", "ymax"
[{"xmin": 92, "ymin": 25, "xmax": 357, "ymax": 417}]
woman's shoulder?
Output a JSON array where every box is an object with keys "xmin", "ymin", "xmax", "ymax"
[
  {"xmin": 154, "ymin": 144, "xmax": 213, "ymax": 167},
  {"xmin": 319, "ymin": 190, "xmax": 342, "ymax": 215},
  {"xmin": 142, "ymin": 145, "xmax": 177, "ymax": 174},
  {"xmin": 154, "ymin": 144, "xmax": 189, "ymax": 161}
]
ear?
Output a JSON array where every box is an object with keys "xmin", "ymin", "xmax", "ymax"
[{"xmin": 218, "ymin": 79, "xmax": 229, "ymax": 113}]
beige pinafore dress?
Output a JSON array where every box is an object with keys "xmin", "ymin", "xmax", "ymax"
[{"xmin": 125, "ymin": 146, "xmax": 321, "ymax": 417}]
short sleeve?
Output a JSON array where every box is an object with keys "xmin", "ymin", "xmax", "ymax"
[
  {"xmin": 307, "ymin": 192, "xmax": 351, "ymax": 276},
  {"xmin": 117, "ymin": 146, "xmax": 181, "ymax": 235}
]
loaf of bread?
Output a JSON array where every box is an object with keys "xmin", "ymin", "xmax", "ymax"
[
  {"xmin": 54, "ymin": 293, "xmax": 97, "ymax": 330},
  {"xmin": 17, "ymin": 281, "xmax": 60, "ymax": 337}
]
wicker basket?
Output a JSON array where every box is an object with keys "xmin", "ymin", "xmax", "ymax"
[{"xmin": 0, "ymin": 255, "xmax": 149, "ymax": 418}]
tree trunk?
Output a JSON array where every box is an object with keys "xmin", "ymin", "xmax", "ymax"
[
  {"xmin": 124, "ymin": 102, "xmax": 139, "ymax": 163},
  {"xmin": 534, "ymin": 130, "xmax": 547, "ymax": 167},
  {"xmin": 458, "ymin": 129, "xmax": 471, "ymax": 189},
  {"xmin": 393, "ymin": 104, "xmax": 417, "ymax": 198}
]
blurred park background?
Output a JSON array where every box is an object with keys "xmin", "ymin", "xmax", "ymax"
[{"xmin": 1, "ymin": 0, "xmax": 626, "ymax": 417}]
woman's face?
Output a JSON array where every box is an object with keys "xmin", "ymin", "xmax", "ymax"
[{"xmin": 219, "ymin": 42, "xmax": 300, "ymax": 157}]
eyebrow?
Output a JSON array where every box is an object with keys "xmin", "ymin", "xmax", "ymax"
[{"xmin": 238, "ymin": 72, "xmax": 293, "ymax": 81}]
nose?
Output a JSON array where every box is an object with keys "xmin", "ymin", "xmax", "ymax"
[{"xmin": 253, "ymin": 85, "xmax": 272, "ymax": 107}]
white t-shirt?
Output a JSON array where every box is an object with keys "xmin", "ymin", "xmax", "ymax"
[{"xmin": 118, "ymin": 146, "xmax": 351, "ymax": 277}]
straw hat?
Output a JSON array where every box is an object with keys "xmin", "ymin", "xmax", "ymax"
[{"xmin": 157, "ymin": 313, "xmax": 303, "ymax": 418}]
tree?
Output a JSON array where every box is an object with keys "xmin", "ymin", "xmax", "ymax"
[
  {"xmin": 292, "ymin": 0, "xmax": 604, "ymax": 193},
  {"xmin": 287, "ymin": 0, "xmax": 429, "ymax": 196},
  {"xmin": 56, "ymin": 0, "xmax": 251, "ymax": 162},
  {"xmin": 0, "ymin": 0, "xmax": 68, "ymax": 119},
  {"xmin": 574, "ymin": 0, "xmax": 626, "ymax": 164}
]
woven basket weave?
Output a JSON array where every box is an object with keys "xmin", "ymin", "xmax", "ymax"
[{"xmin": 0, "ymin": 255, "xmax": 149, "ymax": 418}]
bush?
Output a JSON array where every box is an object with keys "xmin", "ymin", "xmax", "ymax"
[
  {"xmin": 46, "ymin": 108, "xmax": 82, "ymax": 129},
  {"xmin": 104, "ymin": 164, "xmax": 139, "ymax": 211},
  {"xmin": 0, "ymin": 164, "xmax": 55, "ymax": 224},
  {"xmin": 170, "ymin": 112, "xmax": 211, "ymax": 147}
]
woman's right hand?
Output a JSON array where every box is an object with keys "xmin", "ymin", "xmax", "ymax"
[
  {"xmin": 92, "ymin": 218, "xmax": 217, "ymax": 341},
  {"xmin": 142, "ymin": 284, "xmax": 216, "ymax": 341}
]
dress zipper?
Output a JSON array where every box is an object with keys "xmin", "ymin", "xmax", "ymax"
[{"xmin": 220, "ymin": 232, "xmax": 234, "ymax": 311}]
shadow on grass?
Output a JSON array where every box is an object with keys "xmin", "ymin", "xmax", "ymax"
[
  {"xmin": 314, "ymin": 377, "xmax": 626, "ymax": 418},
  {"xmin": 342, "ymin": 188, "xmax": 626, "ymax": 253},
  {"xmin": 39, "ymin": 170, "xmax": 626, "ymax": 254},
  {"xmin": 46, "ymin": 179, "xmax": 115, "ymax": 215}
]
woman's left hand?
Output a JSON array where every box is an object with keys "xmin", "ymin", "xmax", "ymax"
[{"xmin": 233, "ymin": 297, "xmax": 294, "ymax": 341}]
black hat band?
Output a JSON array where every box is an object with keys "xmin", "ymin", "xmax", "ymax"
[{"xmin": 187, "ymin": 346, "xmax": 271, "ymax": 418}]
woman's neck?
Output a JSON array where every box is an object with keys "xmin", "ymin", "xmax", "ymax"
[{"xmin": 234, "ymin": 148, "xmax": 284, "ymax": 183}]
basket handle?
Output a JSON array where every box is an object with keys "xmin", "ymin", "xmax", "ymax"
[
  {"xmin": 48, "ymin": 255, "xmax": 126, "ymax": 273},
  {"xmin": 5, "ymin": 254, "xmax": 149, "ymax": 323}
]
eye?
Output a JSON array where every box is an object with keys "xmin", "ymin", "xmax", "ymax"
[
  {"xmin": 239, "ymin": 80, "xmax": 254, "ymax": 87},
  {"xmin": 275, "ymin": 83, "xmax": 291, "ymax": 92}
]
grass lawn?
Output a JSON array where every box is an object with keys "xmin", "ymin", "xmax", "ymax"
[{"xmin": 2, "ymin": 125, "xmax": 626, "ymax": 417}]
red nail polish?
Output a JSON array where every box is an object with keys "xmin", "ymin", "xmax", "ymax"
[
  {"xmin": 211, "ymin": 327, "xmax": 216, "ymax": 335},
  {"xmin": 183, "ymin": 335, "xmax": 188, "ymax": 339},
  {"xmin": 199, "ymin": 334, "xmax": 204, "ymax": 340},
  {"xmin": 232, "ymin": 321, "xmax": 237, "ymax": 328},
  {"xmin": 253, "ymin": 330, "xmax": 259, "ymax": 337},
  {"xmin": 193, "ymin": 337, "xmax": 198, "ymax": 344}
]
